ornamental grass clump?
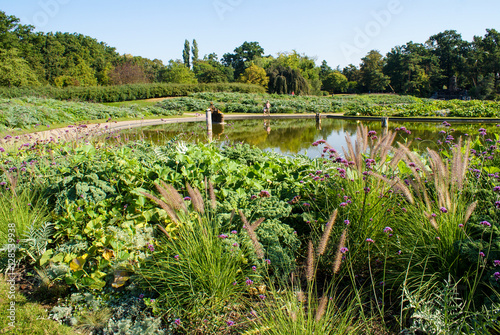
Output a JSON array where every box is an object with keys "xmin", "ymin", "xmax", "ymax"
[{"xmin": 135, "ymin": 180, "xmax": 258, "ymax": 330}]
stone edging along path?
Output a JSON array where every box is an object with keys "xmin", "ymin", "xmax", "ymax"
[{"xmin": 2, "ymin": 113, "xmax": 499, "ymax": 146}]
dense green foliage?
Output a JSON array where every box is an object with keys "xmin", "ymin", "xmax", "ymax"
[
  {"xmin": 0, "ymin": 82, "xmax": 266, "ymax": 103},
  {"xmin": 1, "ymin": 122, "xmax": 500, "ymax": 333},
  {"xmin": 1, "ymin": 10, "xmax": 498, "ymax": 99}
]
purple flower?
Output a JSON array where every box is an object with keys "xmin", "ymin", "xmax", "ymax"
[
  {"xmin": 232, "ymin": 281, "xmax": 237, "ymax": 285},
  {"xmin": 340, "ymin": 247, "xmax": 349, "ymax": 253},
  {"xmin": 252, "ymin": 266, "xmax": 257, "ymax": 271},
  {"xmin": 227, "ymin": 320, "xmax": 235, "ymax": 326},
  {"xmin": 383, "ymin": 227, "xmax": 393, "ymax": 233},
  {"xmin": 231, "ymin": 230, "xmax": 238, "ymax": 234},
  {"xmin": 258, "ymin": 294, "xmax": 266, "ymax": 300},
  {"xmin": 147, "ymin": 243, "xmax": 154, "ymax": 252},
  {"xmin": 458, "ymin": 224, "xmax": 464, "ymax": 228},
  {"xmin": 340, "ymin": 202, "xmax": 348, "ymax": 207},
  {"xmin": 366, "ymin": 238, "xmax": 375, "ymax": 243},
  {"xmin": 245, "ymin": 278, "xmax": 253, "ymax": 286},
  {"xmin": 259, "ymin": 190, "xmax": 271, "ymax": 198},
  {"xmin": 496, "ymin": 201, "xmax": 500, "ymax": 209},
  {"xmin": 232, "ymin": 242, "xmax": 239, "ymax": 247},
  {"xmin": 481, "ymin": 220, "xmax": 492, "ymax": 227},
  {"xmin": 183, "ymin": 196, "xmax": 191, "ymax": 201},
  {"xmin": 494, "ymin": 260, "xmax": 500, "ymax": 267},
  {"xmin": 493, "ymin": 186, "xmax": 500, "ymax": 193},
  {"xmin": 479, "ymin": 251, "xmax": 486, "ymax": 257},
  {"xmin": 218, "ymin": 234, "xmax": 228, "ymax": 239},
  {"xmin": 344, "ymin": 219, "xmax": 350, "ymax": 225},
  {"xmin": 0, "ymin": 147, "xmax": 5, "ymax": 153},
  {"xmin": 440, "ymin": 207, "xmax": 448, "ymax": 213},
  {"xmin": 494, "ymin": 272, "xmax": 500, "ymax": 281},
  {"xmin": 174, "ymin": 318, "xmax": 181, "ymax": 326},
  {"xmin": 265, "ymin": 259, "xmax": 271, "ymax": 265},
  {"xmin": 174, "ymin": 254, "xmax": 180, "ymax": 259}
]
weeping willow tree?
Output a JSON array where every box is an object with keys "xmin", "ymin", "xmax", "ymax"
[{"xmin": 267, "ymin": 64, "xmax": 309, "ymax": 95}]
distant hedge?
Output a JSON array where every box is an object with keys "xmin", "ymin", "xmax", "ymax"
[{"xmin": 0, "ymin": 83, "xmax": 266, "ymax": 103}]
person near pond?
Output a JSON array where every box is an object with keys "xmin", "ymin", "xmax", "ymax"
[{"xmin": 263, "ymin": 100, "xmax": 271, "ymax": 115}]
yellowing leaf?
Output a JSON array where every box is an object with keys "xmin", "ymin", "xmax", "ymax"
[
  {"xmin": 102, "ymin": 248, "xmax": 115, "ymax": 261},
  {"xmin": 111, "ymin": 270, "xmax": 129, "ymax": 288},
  {"xmin": 69, "ymin": 254, "xmax": 88, "ymax": 271}
]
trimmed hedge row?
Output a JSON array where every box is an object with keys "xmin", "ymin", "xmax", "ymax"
[{"xmin": 0, "ymin": 83, "xmax": 266, "ymax": 103}]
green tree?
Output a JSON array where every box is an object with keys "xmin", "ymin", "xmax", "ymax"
[
  {"xmin": 0, "ymin": 48, "xmax": 40, "ymax": 86},
  {"xmin": 360, "ymin": 50, "xmax": 390, "ymax": 92},
  {"xmin": 183, "ymin": 39, "xmax": 190, "ymax": 68},
  {"xmin": 222, "ymin": 41, "xmax": 264, "ymax": 78},
  {"xmin": 238, "ymin": 64, "xmax": 269, "ymax": 88},
  {"xmin": 322, "ymin": 71, "xmax": 348, "ymax": 94},
  {"xmin": 267, "ymin": 64, "xmax": 309, "ymax": 95},
  {"xmin": 319, "ymin": 60, "xmax": 333, "ymax": 82},
  {"xmin": 66, "ymin": 58, "xmax": 98, "ymax": 86},
  {"xmin": 473, "ymin": 29, "xmax": 500, "ymax": 96},
  {"xmin": 161, "ymin": 59, "xmax": 197, "ymax": 84},
  {"xmin": 191, "ymin": 39, "xmax": 199, "ymax": 65},
  {"xmin": 384, "ymin": 42, "xmax": 441, "ymax": 96},
  {"xmin": 427, "ymin": 30, "xmax": 469, "ymax": 89}
]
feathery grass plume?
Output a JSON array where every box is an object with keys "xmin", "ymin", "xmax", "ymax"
[
  {"xmin": 296, "ymin": 290, "xmax": 306, "ymax": 303},
  {"xmin": 1, "ymin": 167, "xmax": 18, "ymax": 196},
  {"xmin": 140, "ymin": 191, "xmax": 179, "ymax": 223},
  {"xmin": 156, "ymin": 224, "xmax": 172, "ymax": 240},
  {"xmin": 463, "ymin": 201, "xmax": 477, "ymax": 225},
  {"xmin": 370, "ymin": 172, "xmax": 414, "ymax": 205},
  {"xmin": 250, "ymin": 217, "xmax": 265, "ymax": 231},
  {"xmin": 317, "ymin": 209, "xmax": 338, "ymax": 256},
  {"xmin": 424, "ymin": 212, "xmax": 439, "ymax": 231},
  {"xmin": 315, "ymin": 296, "xmax": 328, "ymax": 321},
  {"xmin": 156, "ymin": 180, "xmax": 187, "ymax": 213},
  {"xmin": 427, "ymin": 149, "xmax": 449, "ymax": 208},
  {"xmin": 389, "ymin": 145, "xmax": 406, "ymax": 169},
  {"xmin": 333, "ymin": 229, "xmax": 348, "ymax": 274},
  {"xmin": 372, "ymin": 130, "xmax": 397, "ymax": 162},
  {"xmin": 306, "ymin": 240, "xmax": 314, "ymax": 282},
  {"xmin": 451, "ymin": 138, "xmax": 470, "ymax": 191},
  {"xmin": 186, "ymin": 182, "xmax": 205, "ymax": 214},
  {"xmin": 394, "ymin": 179, "xmax": 415, "ymax": 205},
  {"xmin": 208, "ymin": 179, "xmax": 216, "ymax": 210},
  {"xmin": 239, "ymin": 210, "xmax": 265, "ymax": 259}
]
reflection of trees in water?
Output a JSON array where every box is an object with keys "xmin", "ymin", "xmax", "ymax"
[{"xmin": 117, "ymin": 119, "xmax": 498, "ymax": 156}]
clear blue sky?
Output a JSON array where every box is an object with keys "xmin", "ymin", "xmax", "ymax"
[{"xmin": 1, "ymin": 0, "xmax": 499, "ymax": 68}]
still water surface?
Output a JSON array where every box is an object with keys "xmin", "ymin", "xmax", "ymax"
[{"xmin": 118, "ymin": 118, "xmax": 499, "ymax": 159}]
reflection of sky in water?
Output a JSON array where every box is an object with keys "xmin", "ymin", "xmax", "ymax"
[{"xmin": 122, "ymin": 118, "xmax": 500, "ymax": 160}]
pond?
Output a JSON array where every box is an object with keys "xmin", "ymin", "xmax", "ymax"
[{"xmin": 115, "ymin": 117, "xmax": 500, "ymax": 159}]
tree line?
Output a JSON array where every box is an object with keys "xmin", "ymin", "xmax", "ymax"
[{"xmin": 0, "ymin": 11, "xmax": 499, "ymax": 99}]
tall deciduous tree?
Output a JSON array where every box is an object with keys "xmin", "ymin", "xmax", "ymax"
[
  {"xmin": 360, "ymin": 50, "xmax": 390, "ymax": 92},
  {"xmin": 183, "ymin": 39, "xmax": 190, "ymax": 68},
  {"xmin": 222, "ymin": 41, "xmax": 264, "ymax": 78},
  {"xmin": 0, "ymin": 48, "xmax": 40, "ymax": 86},
  {"xmin": 323, "ymin": 71, "xmax": 348, "ymax": 94},
  {"xmin": 238, "ymin": 64, "xmax": 269, "ymax": 88},
  {"xmin": 427, "ymin": 30, "xmax": 469, "ymax": 89},
  {"xmin": 161, "ymin": 59, "xmax": 197, "ymax": 84},
  {"xmin": 191, "ymin": 39, "xmax": 199, "ymax": 65}
]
